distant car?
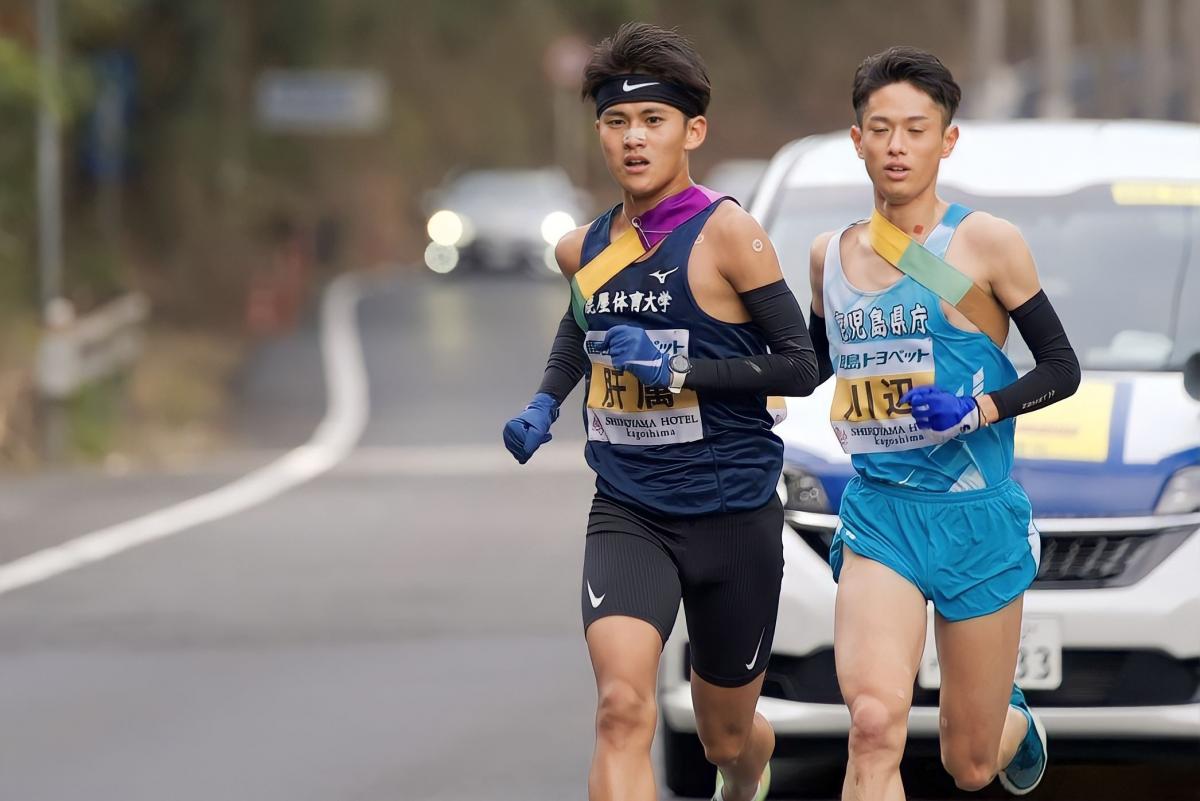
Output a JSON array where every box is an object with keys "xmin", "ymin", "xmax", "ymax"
[
  {"xmin": 658, "ymin": 120, "xmax": 1200, "ymax": 797},
  {"xmin": 702, "ymin": 158, "xmax": 769, "ymax": 208},
  {"xmin": 422, "ymin": 167, "xmax": 590, "ymax": 276}
]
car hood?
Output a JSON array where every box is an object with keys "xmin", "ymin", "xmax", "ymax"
[{"xmin": 778, "ymin": 371, "xmax": 1200, "ymax": 517}]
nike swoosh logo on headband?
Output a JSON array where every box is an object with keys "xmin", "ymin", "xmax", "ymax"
[{"xmin": 622, "ymin": 80, "xmax": 659, "ymax": 92}]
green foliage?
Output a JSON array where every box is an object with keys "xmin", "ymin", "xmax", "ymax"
[
  {"xmin": 67, "ymin": 0, "xmax": 148, "ymax": 44},
  {"xmin": 0, "ymin": 35, "xmax": 40, "ymax": 102},
  {"xmin": 253, "ymin": 0, "xmax": 328, "ymax": 65},
  {"xmin": 0, "ymin": 21, "xmax": 98, "ymax": 315},
  {"xmin": 66, "ymin": 374, "xmax": 121, "ymax": 458},
  {"xmin": 0, "ymin": 35, "xmax": 39, "ymax": 312}
]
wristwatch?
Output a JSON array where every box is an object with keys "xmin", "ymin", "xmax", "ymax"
[{"xmin": 668, "ymin": 354, "xmax": 691, "ymax": 394}]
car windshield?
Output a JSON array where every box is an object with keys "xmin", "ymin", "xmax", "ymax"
[{"xmin": 766, "ymin": 184, "xmax": 1200, "ymax": 370}]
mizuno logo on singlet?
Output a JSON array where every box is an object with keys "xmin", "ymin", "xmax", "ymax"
[
  {"xmin": 622, "ymin": 80, "xmax": 659, "ymax": 91},
  {"xmin": 649, "ymin": 267, "xmax": 678, "ymax": 284}
]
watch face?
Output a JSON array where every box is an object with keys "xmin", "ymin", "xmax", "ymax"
[{"xmin": 669, "ymin": 354, "xmax": 690, "ymax": 373}]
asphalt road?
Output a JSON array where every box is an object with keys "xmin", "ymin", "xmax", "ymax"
[{"xmin": 0, "ymin": 270, "xmax": 1193, "ymax": 801}]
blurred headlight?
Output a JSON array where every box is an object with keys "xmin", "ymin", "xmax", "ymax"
[
  {"xmin": 1155, "ymin": 466, "xmax": 1200, "ymax": 514},
  {"xmin": 424, "ymin": 242, "xmax": 459, "ymax": 274},
  {"xmin": 778, "ymin": 465, "xmax": 831, "ymax": 513},
  {"xmin": 540, "ymin": 211, "xmax": 576, "ymax": 246},
  {"xmin": 427, "ymin": 210, "xmax": 465, "ymax": 246}
]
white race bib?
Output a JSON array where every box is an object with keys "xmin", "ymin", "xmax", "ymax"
[{"xmin": 585, "ymin": 329, "xmax": 703, "ymax": 446}]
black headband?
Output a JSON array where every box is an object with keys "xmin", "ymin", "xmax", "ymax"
[{"xmin": 594, "ymin": 74, "xmax": 704, "ymax": 118}]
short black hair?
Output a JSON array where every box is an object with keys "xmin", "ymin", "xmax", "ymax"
[
  {"xmin": 852, "ymin": 46, "xmax": 961, "ymax": 126},
  {"xmin": 581, "ymin": 22, "xmax": 711, "ymax": 116}
]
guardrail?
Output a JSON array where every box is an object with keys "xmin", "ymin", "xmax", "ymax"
[{"xmin": 35, "ymin": 293, "xmax": 149, "ymax": 400}]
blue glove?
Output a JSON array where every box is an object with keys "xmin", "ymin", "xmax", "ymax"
[
  {"xmin": 503, "ymin": 393, "xmax": 559, "ymax": 464},
  {"xmin": 601, "ymin": 325, "xmax": 671, "ymax": 388},
  {"xmin": 900, "ymin": 385, "xmax": 981, "ymax": 441}
]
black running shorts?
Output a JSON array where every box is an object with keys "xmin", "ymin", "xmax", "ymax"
[{"xmin": 581, "ymin": 492, "xmax": 784, "ymax": 688}]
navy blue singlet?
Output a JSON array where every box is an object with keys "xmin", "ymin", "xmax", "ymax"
[{"xmin": 579, "ymin": 200, "xmax": 783, "ymax": 516}]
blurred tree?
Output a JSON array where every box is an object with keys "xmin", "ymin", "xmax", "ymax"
[
  {"xmin": 0, "ymin": 34, "xmax": 39, "ymax": 314},
  {"xmin": 0, "ymin": 0, "xmax": 1194, "ymax": 322}
]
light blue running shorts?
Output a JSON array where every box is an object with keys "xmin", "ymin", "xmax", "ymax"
[{"xmin": 829, "ymin": 475, "xmax": 1041, "ymax": 621}]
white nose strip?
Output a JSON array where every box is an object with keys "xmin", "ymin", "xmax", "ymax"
[{"xmin": 624, "ymin": 127, "xmax": 648, "ymax": 145}]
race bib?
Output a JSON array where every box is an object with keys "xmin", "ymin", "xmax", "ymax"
[
  {"xmin": 767, "ymin": 395, "xmax": 788, "ymax": 427},
  {"xmin": 585, "ymin": 329, "xmax": 704, "ymax": 445},
  {"xmin": 829, "ymin": 338, "xmax": 937, "ymax": 454}
]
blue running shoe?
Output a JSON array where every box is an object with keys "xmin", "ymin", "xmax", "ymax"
[{"xmin": 999, "ymin": 684, "xmax": 1047, "ymax": 795}]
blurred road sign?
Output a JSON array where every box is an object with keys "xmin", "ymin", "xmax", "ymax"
[
  {"xmin": 544, "ymin": 36, "xmax": 590, "ymax": 88},
  {"xmin": 256, "ymin": 70, "xmax": 388, "ymax": 134}
]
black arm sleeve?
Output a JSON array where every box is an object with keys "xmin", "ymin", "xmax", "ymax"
[
  {"xmin": 535, "ymin": 302, "xmax": 589, "ymax": 404},
  {"xmin": 989, "ymin": 290, "xmax": 1081, "ymax": 421},
  {"xmin": 685, "ymin": 279, "xmax": 821, "ymax": 396},
  {"xmin": 808, "ymin": 307, "xmax": 835, "ymax": 385}
]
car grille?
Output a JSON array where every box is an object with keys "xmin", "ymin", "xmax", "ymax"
[
  {"xmin": 1038, "ymin": 534, "xmax": 1144, "ymax": 583},
  {"xmin": 741, "ymin": 648, "xmax": 1200, "ymax": 707},
  {"xmin": 786, "ymin": 514, "xmax": 1196, "ymax": 589}
]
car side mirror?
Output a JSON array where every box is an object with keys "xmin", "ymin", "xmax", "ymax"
[{"xmin": 1185, "ymin": 352, "xmax": 1200, "ymax": 401}]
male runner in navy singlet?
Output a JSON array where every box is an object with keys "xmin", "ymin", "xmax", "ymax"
[{"xmin": 502, "ymin": 22, "xmax": 820, "ymax": 801}]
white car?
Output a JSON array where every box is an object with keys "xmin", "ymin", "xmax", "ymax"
[
  {"xmin": 422, "ymin": 168, "xmax": 590, "ymax": 276},
  {"xmin": 659, "ymin": 120, "xmax": 1200, "ymax": 797}
]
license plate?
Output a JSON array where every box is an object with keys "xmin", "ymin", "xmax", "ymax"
[{"xmin": 918, "ymin": 614, "xmax": 1062, "ymax": 691}]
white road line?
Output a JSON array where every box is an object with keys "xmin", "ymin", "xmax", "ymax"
[{"xmin": 0, "ymin": 273, "xmax": 370, "ymax": 596}]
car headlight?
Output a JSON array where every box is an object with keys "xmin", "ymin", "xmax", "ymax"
[
  {"xmin": 778, "ymin": 465, "xmax": 831, "ymax": 513},
  {"xmin": 1155, "ymin": 466, "xmax": 1200, "ymax": 514},
  {"xmin": 427, "ymin": 209, "xmax": 467, "ymax": 247},
  {"xmin": 424, "ymin": 242, "xmax": 459, "ymax": 274},
  {"xmin": 540, "ymin": 211, "xmax": 576, "ymax": 246}
]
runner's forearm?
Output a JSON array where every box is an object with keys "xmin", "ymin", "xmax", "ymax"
[
  {"xmin": 985, "ymin": 291, "xmax": 1080, "ymax": 421},
  {"xmin": 537, "ymin": 302, "xmax": 589, "ymax": 404},
  {"xmin": 685, "ymin": 280, "xmax": 820, "ymax": 396}
]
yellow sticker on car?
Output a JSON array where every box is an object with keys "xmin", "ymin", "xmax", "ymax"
[
  {"xmin": 1110, "ymin": 182, "xmax": 1200, "ymax": 206},
  {"xmin": 1015, "ymin": 381, "xmax": 1115, "ymax": 463}
]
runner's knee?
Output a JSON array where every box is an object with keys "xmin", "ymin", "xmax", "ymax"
[
  {"xmin": 847, "ymin": 693, "xmax": 907, "ymax": 762},
  {"xmin": 941, "ymin": 743, "xmax": 998, "ymax": 792},
  {"xmin": 595, "ymin": 679, "xmax": 656, "ymax": 749},
  {"xmin": 943, "ymin": 756, "xmax": 997, "ymax": 792},
  {"xmin": 698, "ymin": 722, "xmax": 751, "ymax": 767}
]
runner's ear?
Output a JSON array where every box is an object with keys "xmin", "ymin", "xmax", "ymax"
[
  {"xmin": 940, "ymin": 124, "xmax": 959, "ymax": 159},
  {"xmin": 684, "ymin": 115, "xmax": 707, "ymax": 151}
]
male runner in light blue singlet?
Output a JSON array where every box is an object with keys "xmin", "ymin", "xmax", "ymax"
[
  {"xmin": 806, "ymin": 48, "xmax": 1081, "ymax": 800},
  {"xmin": 502, "ymin": 23, "xmax": 820, "ymax": 801}
]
